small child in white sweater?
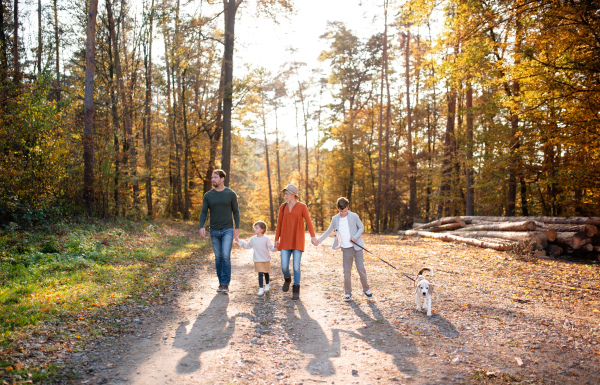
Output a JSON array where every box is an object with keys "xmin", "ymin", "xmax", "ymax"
[{"xmin": 235, "ymin": 220, "xmax": 277, "ymax": 296}]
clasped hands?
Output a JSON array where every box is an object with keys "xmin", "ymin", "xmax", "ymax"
[{"xmin": 273, "ymin": 237, "xmax": 320, "ymax": 248}]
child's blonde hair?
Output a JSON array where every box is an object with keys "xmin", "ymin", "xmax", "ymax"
[{"xmin": 253, "ymin": 220, "xmax": 267, "ymax": 234}]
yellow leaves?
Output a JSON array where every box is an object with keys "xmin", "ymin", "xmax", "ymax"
[{"xmin": 593, "ymin": 309, "xmax": 599, "ymax": 313}]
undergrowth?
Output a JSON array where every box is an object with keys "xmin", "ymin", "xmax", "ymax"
[{"xmin": 0, "ymin": 218, "xmax": 210, "ymax": 383}]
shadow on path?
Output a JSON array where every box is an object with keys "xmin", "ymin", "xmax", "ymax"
[
  {"xmin": 344, "ymin": 301, "xmax": 419, "ymax": 375},
  {"xmin": 173, "ymin": 294, "xmax": 235, "ymax": 374},
  {"xmin": 430, "ymin": 313, "xmax": 460, "ymax": 338},
  {"xmin": 284, "ymin": 300, "xmax": 340, "ymax": 377}
]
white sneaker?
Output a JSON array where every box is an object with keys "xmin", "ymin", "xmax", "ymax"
[
  {"xmin": 344, "ymin": 294, "xmax": 351, "ymax": 301},
  {"xmin": 257, "ymin": 288, "xmax": 264, "ymax": 296},
  {"xmin": 264, "ymin": 284, "xmax": 270, "ymax": 293}
]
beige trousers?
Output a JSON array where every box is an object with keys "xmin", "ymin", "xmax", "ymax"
[{"xmin": 341, "ymin": 247, "xmax": 370, "ymax": 295}]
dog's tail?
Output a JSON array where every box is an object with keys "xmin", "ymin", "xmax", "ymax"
[{"xmin": 418, "ymin": 267, "xmax": 433, "ymax": 277}]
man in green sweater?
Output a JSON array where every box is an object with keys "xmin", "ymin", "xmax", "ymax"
[{"xmin": 199, "ymin": 169, "xmax": 240, "ymax": 293}]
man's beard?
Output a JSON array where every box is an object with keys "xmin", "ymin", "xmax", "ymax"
[{"xmin": 212, "ymin": 181, "xmax": 218, "ymax": 187}]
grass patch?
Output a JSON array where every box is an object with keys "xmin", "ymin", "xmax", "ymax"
[{"xmin": 0, "ymin": 218, "xmax": 211, "ymax": 382}]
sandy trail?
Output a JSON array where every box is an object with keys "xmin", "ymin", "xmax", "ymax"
[{"xmin": 85, "ymin": 233, "xmax": 600, "ymax": 385}]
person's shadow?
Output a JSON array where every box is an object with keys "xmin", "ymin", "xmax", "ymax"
[
  {"xmin": 174, "ymin": 294, "xmax": 235, "ymax": 374},
  {"xmin": 344, "ymin": 301, "xmax": 419, "ymax": 375},
  {"xmin": 284, "ymin": 300, "xmax": 341, "ymax": 376}
]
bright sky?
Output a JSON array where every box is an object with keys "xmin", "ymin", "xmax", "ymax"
[
  {"xmin": 235, "ymin": 0, "xmax": 383, "ymax": 74},
  {"xmin": 233, "ymin": 0, "xmax": 385, "ymax": 147}
]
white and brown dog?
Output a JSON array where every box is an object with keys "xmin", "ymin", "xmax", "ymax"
[{"xmin": 414, "ymin": 267, "xmax": 434, "ymax": 316}]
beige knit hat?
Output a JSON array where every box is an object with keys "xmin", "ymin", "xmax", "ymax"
[{"xmin": 282, "ymin": 184, "xmax": 299, "ymax": 198}]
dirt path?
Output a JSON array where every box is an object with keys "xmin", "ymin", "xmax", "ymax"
[{"xmin": 83, "ymin": 233, "xmax": 600, "ymax": 385}]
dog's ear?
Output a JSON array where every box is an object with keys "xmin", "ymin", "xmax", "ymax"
[{"xmin": 428, "ymin": 284, "xmax": 434, "ymax": 295}]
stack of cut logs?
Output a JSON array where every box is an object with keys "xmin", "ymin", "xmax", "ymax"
[{"xmin": 398, "ymin": 216, "xmax": 600, "ymax": 259}]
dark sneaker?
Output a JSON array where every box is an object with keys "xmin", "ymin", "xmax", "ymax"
[
  {"xmin": 222, "ymin": 285, "xmax": 229, "ymax": 293},
  {"xmin": 364, "ymin": 290, "xmax": 373, "ymax": 299},
  {"xmin": 217, "ymin": 285, "xmax": 223, "ymax": 293}
]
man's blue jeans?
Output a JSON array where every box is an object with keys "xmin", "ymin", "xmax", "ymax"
[
  {"xmin": 210, "ymin": 228, "xmax": 234, "ymax": 285},
  {"xmin": 280, "ymin": 249, "xmax": 303, "ymax": 285}
]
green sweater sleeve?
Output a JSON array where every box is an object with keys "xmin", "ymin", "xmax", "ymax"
[
  {"xmin": 199, "ymin": 193, "xmax": 209, "ymax": 228},
  {"xmin": 232, "ymin": 191, "xmax": 240, "ymax": 229}
]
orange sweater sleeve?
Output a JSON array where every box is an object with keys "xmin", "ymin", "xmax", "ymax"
[
  {"xmin": 302, "ymin": 204, "xmax": 316, "ymax": 238},
  {"xmin": 275, "ymin": 203, "xmax": 285, "ymax": 242}
]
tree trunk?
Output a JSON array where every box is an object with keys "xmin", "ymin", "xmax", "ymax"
[
  {"xmin": 106, "ymin": 0, "xmax": 139, "ymax": 208},
  {"xmin": 507, "ymin": 13, "xmax": 522, "ymax": 216},
  {"xmin": 304, "ymin": 99, "xmax": 309, "ymax": 207},
  {"xmin": 221, "ymin": 0, "xmax": 243, "ymax": 187},
  {"xmin": 427, "ymin": 221, "xmax": 466, "ymax": 232},
  {"xmin": 463, "ymin": 221, "xmax": 536, "ymax": 232},
  {"xmin": 0, "ymin": 0, "xmax": 7, "ymax": 89},
  {"xmin": 142, "ymin": 0, "xmax": 154, "ymax": 217},
  {"xmin": 534, "ymin": 223, "xmax": 598, "ymax": 237},
  {"xmin": 375, "ymin": 19, "xmax": 386, "ymax": 233},
  {"xmin": 83, "ymin": 0, "xmax": 99, "ymax": 214},
  {"xmin": 262, "ymin": 103, "xmax": 275, "ymax": 230},
  {"xmin": 275, "ymin": 105, "xmax": 282, "ymax": 208},
  {"xmin": 12, "ymin": 0, "xmax": 19, "ymax": 84},
  {"xmin": 182, "ymin": 73, "xmax": 190, "ymax": 220},
  {"xmin": 203, "ymin": 43, "xmax": 224, "ymax": 195},
  {"xmin": 425, "ymin": 20, "xmax": 438, "ymax": 222},
  {"xmin": 294, "ymin": 98, "xmax": 301, "ymax": 178},
  {"xmin": 465, "ymin": 79, "xmax": 474, "ymax": 215},
  {"xmin": 173, "ymin": 0, "xmax": 184, "ymax": 216},
  {"xmin": 547, "ymin": 244, "xmax": 563, "ymax": 257},
  {"xmin": 107, "ymin": 27, "xmax": 120, "ymax": 215},
  {"xmin": 399, "ymin": 230, "xmax": 513, "ymax": 251},
  {"xmin": 438, "ymin": 87, "xmax": 456, "ymax": 217},
  {"xmin": 414, "ymin": 216, "xmax": 461, "ymax": 229},
  {"xmin": 37, "ymin": 0, "xmax": 42, "ymax": 74},
  {"xmin": 553, "ymin": 232, "xmax": 591, "ymax": 250},
  {"xmin": 406, "ymin": 28, "xmax": 416, "ymax": 223},
  {"xmin": 53, "ymin": 0, "xmax": 60, "ymax": 101},
  {"xmin": 172, "ymin": 64, "xmax": 183, "ymax": 216},
  {"xmin": 452, "ymin": 230, "xmax": 547, "ymax": 249},
  {"xmin": 296, "ymin": 77, "xmax": 309, "ymax": 206},
  {"xmin": 461, "ymin": 216, "xmax": 600, "ymax": 226}
]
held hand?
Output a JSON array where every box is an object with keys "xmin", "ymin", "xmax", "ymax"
[
  {"xmin": 234, "ymin": 229, "xmax": 240, "ymax": 240},
  {"xmin": 200, "ymin": 228, "xmax": 206, "ymax": 238},
  {"xmin": 311, "ymin": 237, "xmax": 319, "ymax": 246},
  {"xmin": 274, "ymin": 240, "xmax": 280, "ymax": 248}
]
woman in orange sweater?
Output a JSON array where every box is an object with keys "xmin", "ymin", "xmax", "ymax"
[{"xmin": 274, "ymin": 184, "xmax": 318, "ymax": 300}]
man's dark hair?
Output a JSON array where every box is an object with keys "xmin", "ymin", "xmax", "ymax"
[
  {"xmin": 253, "ymin": 220, "xmax": 267, "ymax": 234},
  {"xmin": 337, "ymin": 197, "xmax": 349, "ymax": 209},
  {"xmin": 213, "ymin": 169, "xmax": 226, "ymax": 179}
]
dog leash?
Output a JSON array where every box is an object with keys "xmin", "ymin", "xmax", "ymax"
[{"xmin": 350, "ymin": 240, "xmax": 415, "ymax": 282}]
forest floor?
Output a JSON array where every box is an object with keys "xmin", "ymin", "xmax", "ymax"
[{"xmin": 2, "ymin": 221, "xmax": 600, "ymax": 384}]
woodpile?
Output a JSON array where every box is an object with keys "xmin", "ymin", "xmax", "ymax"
[{"xmin": 399, "ymin": 216, "xmax": 600, "ymax": 260}]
